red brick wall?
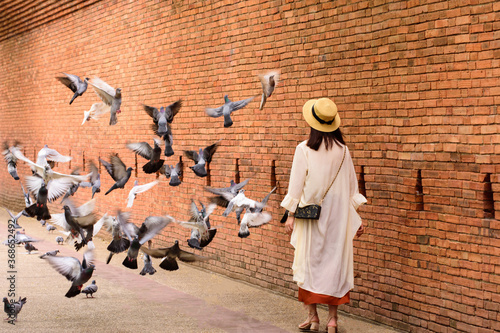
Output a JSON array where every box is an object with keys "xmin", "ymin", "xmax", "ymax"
[{"xmin": 1, "ymin": 0, "xmax": 499, "ymax": 332}]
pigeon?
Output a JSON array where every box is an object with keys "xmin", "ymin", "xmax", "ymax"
[
  {"xmin": 121, "ymin": 215, "xmax": 174, "ymax": 269},
  {"xmin": 46, "ymin": 224, "xmax": 56, "ymax": 232},
  {"xmin": 258, "ymin": 70, "xmax": 280, "ymax": 110},
  {"xmin": 24, "ymin": 242, "xmax": 38, "ymax": 254},
  {"xmin": 90, "ymin": 77, "xmax": 122, "ymax": 125},
  {"xmin": 56, "ymin": 73, "xmax": 89, "ymax": 105},
  {"xmin": 126, "ymin": 180, "xmax": 159, "ymax": 208},
  {"xmin": 82, "ymin": 102, "xmax": 111, "ymax": 125},
  {"xmin": 103, "ymin": 211, "xmax": 134, "ymax": 264},
  {"xmin": 6, "ymin": 231, "xmax": 37, "ymax": 245},
  {"xmin": 100, "ymin": 154, "xmax": 133, "ymax": 195},
  {"xmin": 5, "ymin": 208, "xmax": 23, "ymax": 229},
  {"xmin": 24, "ymin": 180, "xmax": 51, "ymax": 221},
  {"xmin": 184, "ymin": 140, "xmax": 220, "ymax": 177},
  {"xmin": 3, "ymin": 296, "xmax": 26, "ymax": 322},
  {"xmin": 205, "ymin": 179, "xmax": 250, "ymax": 223},
  {"xmin": 141, "ymin": 240, "xmax": 210, "ymax": 271},
  {"xmin": 177, "ymin": 201, "xmax": 218, "ymax": 250},
  {"xmin": 140, "ymin": 253, "xmax": 156, "ymax": 275},
  {"xmin": 82, "ymin": 280, "xmax": 98, "ymax": 298},
  {"xmin": 56, "ymin": 236, "xmax": 65, "ymax": 244},
  {"xmin": 2, "ymin": 141, "xmax": 20, "ymax": 180},
  {"xmin": 61, "ymin": 168, "xmax": 83, "ymax": 203},
  {"xmin": 142, "ymin": 100, "xmax": 182, "ymax": 156},
  {"xmin": 40, "ymin": 250, "xmax": 59, "ymax": 258},
  {"xmin": 162, "ymin": 161, "xmax": 183, "ymax": 186},
  {"xmin": 126, "ymin": 138, "xmax": 165, "ymax": 174},
  {"xmin": 42, "ymin": 242, "xmax": 95, "ymax": 298},
  {"xmin": 36, "ymin": 145, "xmax": 72, "ymax": 168},
  {"xmin": 205, "ymin": 95, "xmax": 255, "ymax": 127},
  {"xmin": 79, "ymin": 160, "xmax": 101, "ymax": 198},
  {"xmin": 20, "ymin": 182, "xmax": 34, "ymax": 217}
]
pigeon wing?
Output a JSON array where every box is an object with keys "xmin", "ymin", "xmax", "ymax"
[
  {"xmin": 127, "ymin": 142, "xmax": 153, "ymax": 160},
  {"xmin": 56, "ymin": 75, "xmax": 78, "ymax": 92},
  {"xmin": 39, "ymin": 147, "xmax": 72, "ymax": 163},
  {"xmin": 183, "ymin": 150, "xmax": 200, "ymax": 163},
  {"xmin": 138, "ymin": 215, "xmax": 174, "ymax": 245},
  {"xmin": 110, "ymin": 155, "xmax": 128, "ymax": 181},
  {"xmin": 99, "ymin": 157, "xmax": 114, "ymax": 179},
  {"xmin": 177, "ymin": 249, "xmax": 210, "ymax": 263},
  {"xmin": 25, "ymin": 175, "xmax": 44, "ymax": 197},
  {"xmin": 205, "ymin": 106, "xmax": 224, "ymax": 118},
  {"xmin": 44, "ymin": 256, "xmax": 82, "ymax": 281},
  {"xmin": 47, "ymin": 178, "xmax": 77, "ymax": 202},
  {"xmin": 230, "ymin": 96, "xmax": 255, "ymax": 112},
  {"xmin": 90, "ymin": 77, "xmax": 116, "ymax": 105},
  {"xmin": 165, "ymin": 99, "xmax": 182, "ymax": 122},
  {"xmin": 243, "ymin": 211, "xmax": 272, "ymax": 227},
  {"xmin": 49, "ymin": 213, "xmax": 71, "ymax": 231},
  {"xmin": 142, "ymin": 104, "xmax": 159, "ymax": 121},
  {"xmin": 140, "ymin": 247, "xmax": 169, "ymax": 259},
  {"xmin": 202, "ymin": 141, "xmax": 220, "ymax": 163}
]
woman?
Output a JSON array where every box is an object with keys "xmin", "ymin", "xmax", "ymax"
[{"xmin": 281, "ymin": 98, "xmax": 366, "ymax": 333}]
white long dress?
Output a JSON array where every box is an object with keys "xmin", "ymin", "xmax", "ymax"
[{"xmin": 281, "ymin": 140, "xmax": 366, "ymax": 298}]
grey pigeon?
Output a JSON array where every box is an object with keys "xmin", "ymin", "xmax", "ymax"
[
  {"xmin": 2, "ymin": 141, "xmax": 20, "ymax": 180},
  {"xmin": 103, "ymin": 211, "xmax": 135, "ymax": 264},
  {"xmin": 46, "ymin": 224, "xmax": 56, "ymax": 232},
  {"xmin": 184, "ymin": 140, "xmax": 220, "ymax": 177},
  {"xmin": 178, "ymin": 200, "xmax": 218, "ymax": 250},
  {"xmin": 205, "ymin": 179, "xmax": 250, "ymax": 224},
  {"xmin": 82, "ymin": 280, "xmax": 98, "ymax": 298},
  {"xmin": 90, "ymin": 77, "xmax": 122, "ymax": 126},
  {"xmin": 42, "ymin": 242, "xmax": 95, "ymax": 297},
  {"xmin": 56, "ymin": 236, "xmax": 65, "ymax": 244},
  {"xmin": 141, "ymin": 240, "xmax": 210, "ymax": 271},
  {"xmin": 205, "ymin": 95, "xmax": 255, "ymax": 127},
  {"xmin": 142, "ymin": 100, "xmax": 182, "ymax": 156},
  {"xmin": 140, "ymin": 253, "xmax": 156, "ymax": 275},
  {"xmin": 162, "ymin": 160, "xmax": 183, "ymax": 186},
  {"xmin": 79, "ymin": 160, "xmax": 101, "ymax": 198},
  {"xmin": 61, "ymin": 168, "xmax": 83, "ymax": 203},
  {"xmin": 127, "ymin": 138, "xmax": 164, "ymax": 174},
  {"xmin": 40, "ymin": 250, "xmax": 59, "ymax": 258},
  {"xmin": 56, "ymin": 73, "xmax": 89, "ymax": 105},
  {"xmin": 24, "ymin": 180, "xmax": 51, "ymax": 221},
  {"xmin": 3, "ymin": 296, "xmax": 26, "ymax": 322},
  {"xmin": 24, "ymin": 242, "xmax": 37, "ymax": 254},
  {"xmin": 258, "ymin": 70, "xmax": 280, "ymax": 110},
  {"xmin": 99, "ymin": 154, "xmax": 133, "ymax": 195},
  {"xmin": 121, "ymin": 215, "xmax": 174, "ymax": 269},
  {"xmin": 5, "ymin": 208, "xmax": 23, "ymax": 229}
]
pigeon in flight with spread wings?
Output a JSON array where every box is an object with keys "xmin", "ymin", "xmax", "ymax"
[
  {"xmin": 56, "ymin": 73, "xmax": 89, "ymax": 105},
  {"xmin": 258, "ymin": 70, "xmax": 280, "ymax": 110},
  {"xmin": 162, "ymin": 160, "xmax": 183, "ymax": 186},
  {"xmin": 36, "ymin": 145, "xmax": 72, "ymax": 169},
  {"xmin": 102, "ymin": 211, "xmax": 134, "ymax": 264},
  {"xmin": 90, "ymin": 77, "xmax": 122, "ymax": 125},
  {"xmin": 205, "ymin": 95, "xmax": 255, "ymax": 128},
  {"xmin": 42, "ymin": 242, "xmax": 95, "ymax": 298},
  {"xmin": 82, "ymin": 102, "xmax": 111, "ymax": 125},
  {"xmin": 121, "ymin": 215, "xmax": 174, "ymax": 269},
  {"xmin": 205, "ymin": 179, "xmax": 250, "ymax": 223},
  {"xmin": 141, "ymin": 240, "xmax": 210, "ymax": 271},
  {"xmin": 5, "ymin": 208, "xmax": 23, "ymax": 229},
  {"xmin": 79, "ymin": 160, "xmax": 101, "ymax": 198},
  {"xmin": 2, "ymin": 141, "xmax": 20, "ymax": 180},
  {"xmin": 142, "ymin": 100, "xmax": 182, "ymax": 157},
  {"xmin": 127, "ymin": 138, "xmax": 164, "ymax": 174},
  {"xmin": 177, "ymin": 200, "xmax": 218, "ymax": 250},
  {"xmin": 99, "ymin": 154, "xmax": 133, "ymax": 195},
  {"xmin": 184, "ymin": 140, "xmax": 220, "ymax": 177},
  {"xmin": 126, "ymin": 180, "xmax": 159, "ymax": 208}
]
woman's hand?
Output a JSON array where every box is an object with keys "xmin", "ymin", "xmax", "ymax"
[
  {"xmin": 285, "ymin": 216, "xmax": 295, "ymax": 235},
  {"xmin": 356, "ymin": 223, "xmax": 365, "ymax": 237}
]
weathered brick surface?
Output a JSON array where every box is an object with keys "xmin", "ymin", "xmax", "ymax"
[{"xmin": 0, "ymin": 0, "xmax": 499, "ymax": 332}]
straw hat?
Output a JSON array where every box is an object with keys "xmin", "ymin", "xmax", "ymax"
[{"xmin": 302, "ymin": 98, "xmax": 341, "ymax": 132}]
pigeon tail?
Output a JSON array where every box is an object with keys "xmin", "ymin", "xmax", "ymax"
[
  {"xmin": 122, "ymin": 257, "xmax": 138, "ymax": 269},
  {"xmin": 105, "ymin": 184, "xmax": 118, "ymax": 195},
  {"xmin": 164, "ymin": 144, "xmax": 174, "ymax": 157},
  {"xmin": 140, "ymin": 265, "xmax": 157, "ymax": 276},
  {"xmin": 69, "ymin": 92, "xmax": 79, "ymax": 105},
  {"xmin": 107, "ymin": 238, "xmax": 130, "ymax": 254},
  {"xmin": 91, "ymin": 187, "xmax": 100, "ymax": 198},
  {"xmin": 187, "ymin": 238, "xmax": 202, "ymax": 250},
  {"xmin": 142, "ymin": 160, "xmax": 165, "ymax": 174},
  {"xmin": 259, "ymin": 92, "xmax": 267, "ymax": 110},
  {"xmin": 65, "ymin": 285, "xmax": 82, "ymax": 298},
  {"xmin": 190, "ymin": 164, "xmax": 207, "ymax": 177},
  {"xmin": 238, "ymin": 224, "xmax": 250, "ymax": 238},
  {"xmin": 169, "ymin": 176, "xmax": 181, "ymax": 187},
  {"xmin": 9, "ymin": 169, "xmax": 19, "ymax": 180},
  {"xmin": 109, "ymin": 112, "xmax": 118, "ymax": 126},
  {"xmin": 106, "ymin": 252, "xmax": 114, "ymax": 264},
  {"xmin": 223, "ymin": 114, "xmax": 233, "ymax": 128},
  {"xmin": 159, "ymin": 258, "xmax": 179, "ymax": 271},
  {"xmin": 199, "ymin": 229, "xmax": 217, "ymax": 248}
]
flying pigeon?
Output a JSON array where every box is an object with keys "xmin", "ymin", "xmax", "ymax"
[
  {"xmin": 40, "ymin": 250, "xmax": 60, "ymax": 259},
  {"xmin": 205, "ymin": 179, "xmax": 250, "ymax": 223},
  {"xmin": 177, "ymin": 200, "xmax": 218, "ymax": 250},
  {"xmin": 141, "ymin": 240, "xmax": 210, "ymax": 271},
  {"xmin": 102, "ymin": 211, "xmax": 134, "ymax": 264},
  {"xmin": 99, "ymin": 154, "xmax": 133, "ymax": 195},
  {"xmin": 61, "ymin": 168, "xmax": 84, "ymax": 203},
  {"xmin": 162, "ymin": 161, "xmax": 183, "ymax": 186},
  {"xmin": 20, "ymin": 182, "xmax": 33, "ymax": 217},
  {"xmin": 126, "ymin": 180, "xmax": 159, "ymax": 208},
  {"xmin": 3, "ymin": 296, "xmax": 26, "ymax": 322},
  {"xmin": 140, "ymin": 253, "xmax": 156, "ymax": 276},
  {"xmin": 126, "ymin": 138, "xmax": 165, "ymax": 174},
  {"xmin": 46, "ymin": 224, "xmax": 56, "ymax": 232},
  {"xmin": 121, "ymin": 215, "xmax": 174, "ymax": 269},
  {"xmin": 2, "ymin": 141, "xmax": 20, "ymax": 180},
  {"xmin": 258, "ymin": 70, "xmax": 280, "ymax": 110},
  {"xmin": 142, "ymin": 100, "xmax": 182, "ymax": 156},
  {"xmin": 90, "ymin": 77, "xmax": 122, "ymax": 125},
  {"xmin": 82, "ymin": 280, "xmax": 98, "ymax": 298},
  {"xmin": 42, "ymin": 242, "xmax": 95, "ymax": 298},
  {"xmin": 24, "ymin": 180, "xmax": 51, "ymax": 221},
  {"xmin": 82, "ymin": 102, "xmax": 111, "ymax": 125},
  {"xmin": 205, "ymin": 95, "xmax": 255, "ymax": 127},
  {"xmin": 24, "ymin": 242, "xmax": 38, "ymax": 254},
  {"xmin": 79, "ymin": 160, "xmax": 101, "ymax": 198},
  {"xmin": 5, "ymin": 208, "xmax": 23, "ymax": 229},
  {"xmin": 184, "ymin": 140, "xmax": 220, "ymax": 177},
  {"xmin": 36, "ymin": 145, "xmax": 72, "ymax": 168},
  {"xmin": 56, "ymin": 236, "xmax": 65, "ymax": 245},
  {"xmin": 8, "ymin": 231, "xmax": 37, "ymax": 245},
  {"xmin": 56, "ymin": 73, "xmax": 89, "ymax": 105}
]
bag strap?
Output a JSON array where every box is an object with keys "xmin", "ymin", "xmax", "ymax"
[{"xmin": 319, "ymin": 146, "xmax": 346, "ymax": 205}]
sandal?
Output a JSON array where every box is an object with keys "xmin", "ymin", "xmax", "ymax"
[
  {"xmin": 326, "ymin": 316, "xmax": 338, "ymax": 333},
  {"xmin": 298, "ymin": 312, "xmax": 319, "ymax": 332}
]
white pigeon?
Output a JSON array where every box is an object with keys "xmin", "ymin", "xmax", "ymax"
[
  {"xmin": 126, "ymin": 180, "xmax": 159, "ymax": 208},
  {"xmin": 82, "ymin": 102, "xmax": 111, "ymax": 125},
  {"xmin": 36, "ymin": 145, "xmax": 72, "ymax": 167}
]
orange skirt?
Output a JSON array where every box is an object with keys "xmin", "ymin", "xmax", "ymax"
[{"xmin": 298, "ymin": 288, "xmax": 350, "ymax": 306}]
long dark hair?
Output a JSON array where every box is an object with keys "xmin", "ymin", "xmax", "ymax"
[{"xmin": 306, "ymin": 127, "xmax": 345, "ymax": 151}]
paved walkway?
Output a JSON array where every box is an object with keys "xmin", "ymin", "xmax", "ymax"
[{"xmin": 0, "ymin": 209, "xmax": 402, "ymax": 332}]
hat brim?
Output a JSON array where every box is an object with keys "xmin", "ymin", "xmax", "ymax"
[{"xmin": 302, "ymin": 99, "xmax": 341, "ymax": 132}]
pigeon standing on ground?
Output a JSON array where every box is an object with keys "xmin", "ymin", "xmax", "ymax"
[
  {"xmin": 40, "ymin": 250, "xmax": 59, "ymax": 258},
  {"xmin": 46, "ymin": 225, "xmax": 56, "ymax": 232},
  {"xmin": 90, "ymin": 77, "xmax": 122, "ymax": 125},
  {"xmin": 140, "ymin": 253, "xmax": 156, "ymax": 276},
  {"xmin": 2, "ymin": 141, "xmax": 20, "ymax": 180},
  {"xmin": 56, "ymin": 236, "xmax": 65, "ymax": 245},
  {"xmin": 5, "ymin": 208, "xmax": 23, "ymax": 229},
  {"xmin": 3, "ymin": 297, "xmax": 26, "ymax": 322},
  {"xmin": 205, "ymin": 179, "xmax": 250, "ymax": 223},
  {"xmin": 126, "ymin": 139, "xmax": 165, "ymax": 174},
  {"xmin": 79, "ymin": 160, "xmax": 101, "ymax": 198},
  {"xmin": 126, "ymin": 180, "xmax": 159, "ymax": 208},
  {"xmin": 42, "ymin": 242, "xmax": 95, "ymax": 298},
  {"xmin": 161, "ymin": 160, "xmax": 183, "ymax": 186},
  {"xmin": 184, "ymin": 140, "xmax": 220, "ymax": 177},
  {"xmin": 56, "ymin": 73, "xmax": 89, "ymax": 105},
  {"xmin": 141, "ymin": 240, "xmax": 210, "ymax": 271},
  {"xmin": 24, "ymin": 242, "xmax": 38, "ymax": 254},
  {"xmin": 142, "ymin": 100, "xmax": 182, "ymax": 156},
  {"xmin": 205, "ymin": 95, "xmax": 255, "ymax": 128},
  {"xmin": 82, "ymin": 280, "xmax": 98, "ymax": 298},
  {"xmin": 258, "ymin": 70, "xmax": 280, "ymax": 110},
  {"xmin": 99, "ymin": 154, "xmax": 132, "ymax": 195}
]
